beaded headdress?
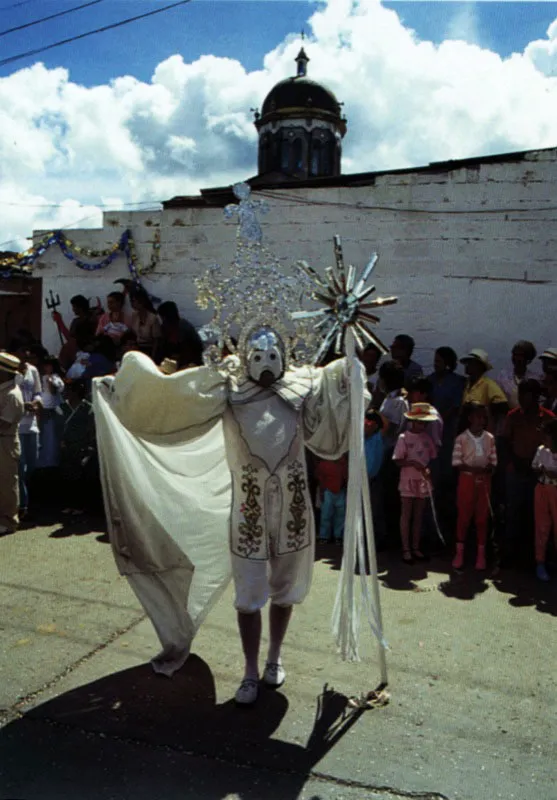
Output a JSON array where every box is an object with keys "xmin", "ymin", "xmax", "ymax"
[{"xmin": 195, "ymin": 183, "xmax": 397, "ymax": 372}]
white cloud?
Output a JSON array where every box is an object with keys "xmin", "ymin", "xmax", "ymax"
[
  {"xmin": 444, "ymin": 2, "xmax": 482, "ymax": 48},
  {"xmin": 1, "ymin": 0, "xmax": 557, "ymax": 250},
  {"xmin": 524, "ymin": 18, "xmax": 557, "ymax": 76}
]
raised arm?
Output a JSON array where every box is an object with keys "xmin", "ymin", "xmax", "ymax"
[
  {"xmin": 303, "ymin": 356, "xmax": 369, "ymax": 460},
  {"xmin": 97, "ymin": 351, "xmax": 228, "ymax": 437}
]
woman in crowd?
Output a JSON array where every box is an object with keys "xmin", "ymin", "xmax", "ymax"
[
  {"xmin": 95, "ymin": 292, "xmax": 130, "ymax": 344},
  {"xmin": 496, "ymin": 340, "xmax": 539, "ymax": 410},
  {"xmin": 129, "ymin": 287, "xmax": 161, "ymax": 356},
  {"xmin": 155, "ymin": 301, "xmax": 204, "ymax": 368},
  {"xmin": 52, "ymin": 295, "xmax": 97, "ymax": 370}
]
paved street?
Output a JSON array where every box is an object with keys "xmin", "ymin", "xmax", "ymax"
[{"xmin": 0, "ymin": 515, "xmax": 555, "ymax": 800}]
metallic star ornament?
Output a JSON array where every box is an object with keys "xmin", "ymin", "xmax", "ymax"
[{"xmin": 292, "ymin": 236, "xmax": 398, "ymax": 365}]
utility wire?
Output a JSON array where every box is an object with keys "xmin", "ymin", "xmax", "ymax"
[
  {"xmin": 256, "ymin": 188, "xmax": 557, "ymax": 216},
  {"xmin": 0, "ymin": 200, "xmax": 163, "ymax": 209},
  {"xmin": 0, "ymin": 0, "xmax": 37, "ymax": 12},
  {"xmin": 0, "ymin": 202, "xmax": 162, "ymax": 250},
  {"xmin": 0, "ymin": 0, "xmax": 106, "ymax": 39},
  {"xmin": 0, "ymin": 0, "xmax": 192, "ymax": 68}
]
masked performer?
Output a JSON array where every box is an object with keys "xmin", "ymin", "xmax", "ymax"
[{"xmin": 94, "ymin": 185, "xmax": 394, "ymax": 706}]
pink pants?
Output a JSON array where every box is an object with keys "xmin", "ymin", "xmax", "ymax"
[
  {"xmin": 534, "ymin": 483, "xmax": 557, "ymax": 563},
  {"xmin": 456, "ymin": 472, "xmax": 491, "ymax": 546}
]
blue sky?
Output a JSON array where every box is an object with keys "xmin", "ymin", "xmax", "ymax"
[
  {"xmin": 1, "ymin": 1, "xmax": 557, "ymax": 83},
  {"xmin": 2, "ymin": 0, "xmax": 557, "ymax": 249}
]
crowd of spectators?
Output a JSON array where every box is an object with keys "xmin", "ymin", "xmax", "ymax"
[
  {"xmin": 1, "ymin": 288, "xmax": 556, "ymax": 583},
  {"xmin": 0, "ymin": 286, "xmax": 204, "ymax": 524},
  {"xmin": 350, "ymin": 335, "xmax": 557, "ymax": 580}
]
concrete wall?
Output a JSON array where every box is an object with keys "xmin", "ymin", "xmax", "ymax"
[{"xmin": 35, "ymin": 147, "xmax": 557, "ymax": 375}]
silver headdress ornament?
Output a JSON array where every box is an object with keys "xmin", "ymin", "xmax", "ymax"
[
  {"xmin": 195, "ymin": 182, "xmax": 397, "ymax": 372},
  {"xmin": 293, "ymin": 235, "xmax": 398, "ymax": 365}
]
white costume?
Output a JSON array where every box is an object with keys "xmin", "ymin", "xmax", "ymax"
[
  {"xmin": 95, "ymin": 186, "xmax": 394, "ymax": 692},
  {"xmin": 94, "ymin": 347, "xmax": 357, "ymax": 673}
]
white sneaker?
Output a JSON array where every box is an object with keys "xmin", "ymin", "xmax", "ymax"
[
  {"xmin": 263, "ymin": 661, "xmax": 286, "ymax": 688},
  {"xmin": 235, "ymin": 678, "xmax": 259, "ymax": 706}
]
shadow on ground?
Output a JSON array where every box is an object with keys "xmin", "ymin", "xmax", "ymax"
[
  {"xmin": 0, "ymin": 656, "xmax": 366, "ymax": 800},
  {"xmin": 491, "ymin": 566, "xmax": 557, "ymax": 616},
  {"xmin": 47, "ymin": 513, "xmax": 108, "ymax": 540}
]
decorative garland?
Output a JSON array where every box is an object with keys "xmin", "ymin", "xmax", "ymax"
[{"xmin": 0, "ymin": 227, "xmax": 161, "ymax": 279}]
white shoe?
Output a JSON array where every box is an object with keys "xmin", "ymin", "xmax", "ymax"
[
  {"xmin": 263, "ymin": 661, "xmax": 286, "ymax": 688},
  {"xmin": 235, "ymin": 678, "xmax": 259, "ymax": 706}
]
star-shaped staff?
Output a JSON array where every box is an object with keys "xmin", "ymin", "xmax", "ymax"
[{"xmin": 292, "ymin": 235, "xmax": 398, "ymax": 365}]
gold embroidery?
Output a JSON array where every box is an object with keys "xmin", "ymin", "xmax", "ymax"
[
  {"xmin": 286, "ymin": 460, "xmax": 308, "ymax": 550},
  {"xmin": 237, "ymin": 464, "xmax": 263, "ymax": 557}
]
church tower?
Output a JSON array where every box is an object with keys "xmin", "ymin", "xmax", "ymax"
[{"xmin": 253, "ymin": 48, "xmax": 347, "ymax": 181}]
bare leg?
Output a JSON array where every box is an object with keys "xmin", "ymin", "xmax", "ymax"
[
  {"xmin": 237, "ymin": 610, "xmax": 262, "ymax": 680},
  {"xmin": 267, "ymin": 603, "xmax": 293, "ymax": 664},
  {"xmin": 400, "ymin": 497, "xmax": 412, "ymax": 559},
  {"xmin": 412, "ymin": 498, "xmax": 426, "ymax": 555}
]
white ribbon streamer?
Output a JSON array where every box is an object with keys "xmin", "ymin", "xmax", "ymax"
[{"xmin": 331, "ymin": 330, "xmax": 388, "ymax": 684}]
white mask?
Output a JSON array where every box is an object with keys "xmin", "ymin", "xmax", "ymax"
[{"xmin": 246, "ymin": 328, "xmax": 285, "ymax": 384}]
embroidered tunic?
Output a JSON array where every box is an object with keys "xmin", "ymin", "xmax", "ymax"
[{"xmin": 225, "ymin": 362, "xmax": 351, "ymax": 560}]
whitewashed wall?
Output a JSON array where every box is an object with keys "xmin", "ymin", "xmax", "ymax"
[{"xmin": 35, "ymin": 147, "xmax": 557, "ymax": 375}]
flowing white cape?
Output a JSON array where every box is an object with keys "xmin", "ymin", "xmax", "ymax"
[
  {"xmin": 93, "ymin": 348, "xmax": 387, "ymax": 682},
  {"xmin": 93, "ymin": 356, "xmax": 232, "ymax": 676}
]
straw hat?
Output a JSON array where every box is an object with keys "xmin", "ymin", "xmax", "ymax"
[
  {"xmin": 403, "ymin": 402, "xmax": 438, "ymax": 422},
  {"xmin": 0, "ymin": 351, "xmax": 21, "ymax": 375},
  {"xmin": 459, "ymin": 348, "xmax": 492, "ymax": 371},
  {"xmin": 159, "ymin": 358, "xmax": 178, "ymax": 375}
]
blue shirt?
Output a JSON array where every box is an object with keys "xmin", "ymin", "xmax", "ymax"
[{"xmin": 429, "ymin": 371, "xmax": 466, "ymax": 418}]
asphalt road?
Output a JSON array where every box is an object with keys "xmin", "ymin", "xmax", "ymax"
[{"xmin": 0, "ymin": 514, "xmax": 555, "ymax": 800}]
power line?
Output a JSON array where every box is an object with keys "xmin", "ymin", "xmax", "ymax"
[
  {"xmin": 0, "ymin": 199, "xmax": 163, "ymax": 209},
  {"xmin": 256, "ymin": 188, "xmax": 557, "ymax": 217},
  {"xmin": 0, "ymin": 202, "xmax": 163, "ymax": 250},
  {"xmin": 0, "ymin": 0, "xmax": 193, "ymax": 68},
  {"xmin": 0, "ymin": 0, "xmax": 37, "ymax": 12},
  {"xmin": 0, "ymin": 0, "xmax": 106, "ymax": 39}
]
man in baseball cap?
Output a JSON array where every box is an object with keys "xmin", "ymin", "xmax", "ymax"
[
  {"xmin": 0, "ymin": 352, "xmax": 25, "ymax": 534},
  {"xmin": 539, "ymin": 348, "xmax": 557, "ymax": 374}
]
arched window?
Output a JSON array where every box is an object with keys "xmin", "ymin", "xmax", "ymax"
[
  {"xmin": 281, "ymin": 139, "xmax": 290, "ymax": 171},
  {"xmin": 310, "ymin": 141, "xmax": 322, "ymax": 176},
  {"xmin": 292, "ymin": 138, "xmax": 304, "ymax": 173},
  {"xmin": 259, "ymin": 134, "xmax": 271, "ymax": 173},
  {"xmin": 322, "ymin": 142, "xmax": 332, "ymax": 176}
]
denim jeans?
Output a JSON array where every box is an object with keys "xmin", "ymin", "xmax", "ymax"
[
  {"xmin": 18, "ymin": 431, "xmax": 39, "ymax": 510},
  {"xmin": 319, "ymin": 488, "xmax": 347, "ymax": 541}
]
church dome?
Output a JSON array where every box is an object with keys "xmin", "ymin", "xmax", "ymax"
[
  {"xmin": 253, "ymin": 47, "xmax": 346, "ymax": 181},
  {"xmin": 261, "ymin": 77, "xmax": 341, "ymax": 120}
]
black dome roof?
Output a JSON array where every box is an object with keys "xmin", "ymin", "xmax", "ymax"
[{"xmin": 261, "ymin": 76, "xmax": 341, "ymax": 118}]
